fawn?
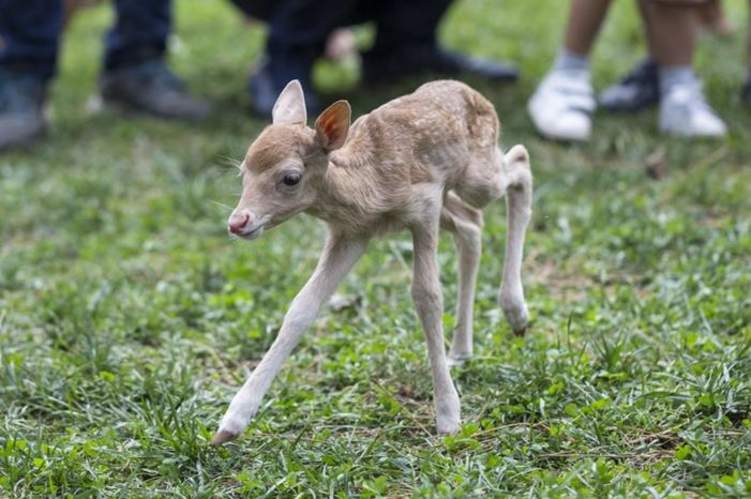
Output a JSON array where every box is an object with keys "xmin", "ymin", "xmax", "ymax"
[{"xmin": 212, "ymin": 79, "xmax": 532, "ymax": 444}]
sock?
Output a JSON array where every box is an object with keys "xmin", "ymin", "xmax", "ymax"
[
  {"xmin": 553, "ymin": 48, "xmax": 590, "ymax": 74},
  {"xmin": 659, "ymin": 65, "xmax": 697, "ymax": 96}
]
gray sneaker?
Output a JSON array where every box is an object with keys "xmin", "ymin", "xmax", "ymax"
[
  {"xmin": 100, "ymin": 59, "xmax": 210, "ymax": 121},
  {"xmin": 0, "ymin": 69, "xmax": 47, "ymax": 150}
]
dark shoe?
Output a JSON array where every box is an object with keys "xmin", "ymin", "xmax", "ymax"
[
  {"xmin": 0, "ymin": 69, "xmax": 47, "ymax": 150},
  {"xmin": 249, "ymin": 58, "xmax": 320, "ymax": 119},
  {"xmin": 100, "ymin": 59, "xmax": 210, "ymax": 121},
  {"xmin": 599, "ymin": 59, "xmax": 659, "ymax": 112},
  {"xmin": 362, "ymin": 45, "xmax": 519, "ymax": 84},
  {"xmin": 742, "ymin": 77, "xmax": 751, "ymax": 106}
]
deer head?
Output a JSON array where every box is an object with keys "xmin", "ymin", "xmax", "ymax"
[{"xmin": 228, "ymin": 80, "xmax": 351, "ymax": 240}]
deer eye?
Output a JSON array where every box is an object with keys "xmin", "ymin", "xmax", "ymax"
[{"xmin": 282, "ymin": 173, "xmax": 301, "ymax": 186}]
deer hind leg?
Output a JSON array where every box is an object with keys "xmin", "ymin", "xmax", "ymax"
[
  {"xmin": 499, "ymin": 145, "xmax": 533, "ymax": 336},
  {"xmin": 440, "ymin": 192, "xmax": 484, "ymax": 365}
]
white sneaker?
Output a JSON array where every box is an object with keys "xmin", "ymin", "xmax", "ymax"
[
  {"xmin": 528, "ymin": 69, "xmax": 595, "ymax": 141},
  {"xmin": 659, "ymin": 82, "xmax": 727, "ymax": 137}
]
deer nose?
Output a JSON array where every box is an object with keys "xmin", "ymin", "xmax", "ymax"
[{"xmin": 228, "ymin": 212, "xmax": 250, "ymax": 234}]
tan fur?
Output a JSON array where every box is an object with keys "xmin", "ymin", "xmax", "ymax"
[
  {"xmin": 244, "ymin": 125, "xmax": 315, "ymax": 173},
  {"xmin": 217, "ymin": 80, "xmax": 533, "ymax": 443}
]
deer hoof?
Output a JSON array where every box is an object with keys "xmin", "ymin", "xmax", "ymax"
[
  {"xmin": 436, "ymin": 401, "xmax": 461, "ymax": 435},
  {"xmin": 210, "ymin": 430, "xmax": 239, "ymax": 446},
  {"xmin": 436, "ymin": 417, "xmax": 460, "ymax": 435},
  {"xmin": 513, "ymin": 325, "xmax": 527, "ymax": 337}
]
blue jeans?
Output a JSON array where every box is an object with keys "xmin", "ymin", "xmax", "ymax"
[{"xmin": 0, "ymin": 0, "xmax": 171, "ymax": 80}]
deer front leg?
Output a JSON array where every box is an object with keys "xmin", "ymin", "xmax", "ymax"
[
  {"xmin": 411, "ymin": 219, "xmax": 461, "ymax": 435},
  {"xmin": 212, "ymin": 233, "xmax": 368, "ymax": 445}
]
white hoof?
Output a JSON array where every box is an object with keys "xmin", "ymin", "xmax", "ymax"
[
  {"xmin": 436, "ymin": 415, "xmax": 461, "ymax": 435},
  {"xmin": 435, "ymin": 389, "xmax": 461, "ymax": 435}
]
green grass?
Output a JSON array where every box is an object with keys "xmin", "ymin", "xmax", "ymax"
[{"xmin": 2, "ymin": 0, "xmax": 751, "ymax": 496}]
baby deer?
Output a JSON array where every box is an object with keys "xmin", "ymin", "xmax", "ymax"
[{"xmin": 213, "ymin": 80, "xmax": 532, "ymax": 444}]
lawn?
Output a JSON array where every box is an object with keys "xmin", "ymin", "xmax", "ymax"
[{"xmin": 1, "ymin": 0, "xmax": 751, "ymax": 496}]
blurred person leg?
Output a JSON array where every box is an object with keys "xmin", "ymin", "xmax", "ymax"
[
  {"xmin": 99, "ymin": 0, "xmax": 210, "ymax": 120},
  {"xmin": 226, "ymin": 0, "xmax": 275, "ymax": 21},
  {"xmin": 646, "ymin": 0, "xmax": 726, "ymax": 136},
  {"xmin": 235, "ymin": 0, "xmax": 519, "ymax": 118},
  {"xmin": 528, "ymin": 0, "xmax": 611, "ymax": 141},
  {"xmin": 743, "ymin": 0, "xmax": 751, "ymax": 105},
  {"xmin": 601, "ymin": 0, "xmax": 732, "ymax": 114},
  {"xmin": 236, "ymin": 0, "xmax": 359, "ymax": 117},
  {"xmin": 599, "ymin": 0, "xmax": 660, "ymax": 112},
  {"xmin": 229, "ymin": 0, "xmax": 357, "ymax": 64},
  {"xmin": 698, "ymin": 0, "xmax": 734, "ymax": 36},
  {"xmin": 0, "ymin": 0, "xmax": 63, "ymax": 149},
  {"xmin": 361, "ymin": 0, "xmax": 518, "ymax": 84}
]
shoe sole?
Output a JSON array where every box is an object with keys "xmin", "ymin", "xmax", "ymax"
[
  {"xmin": 0, "ymin": 125, "xmax": 47, "ymax": 152},
  {"xmin": 599, "ymin": 100, "xmax": 658, "ymax": 113},
  {"xmin": 659, "ymin": 127, "xmax": 727, "ymax": 138},
  {"xmin": 527, "ymin": 101, "xmax": 591, "ymax": 143},
  {"xmin": 100, "ymin": 95, "xmax": 209, "ymax": 122}
]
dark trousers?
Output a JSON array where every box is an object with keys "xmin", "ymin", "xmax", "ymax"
[
  {"xmin": 229, "ymin": 0, "xmax": 453, "ymax": 59},
  {"xmin": 0, "ymin": 0, "xmax": 171, "ymax": 80}
]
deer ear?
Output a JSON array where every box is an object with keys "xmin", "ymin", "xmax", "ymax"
[
  {"xmin": 272, "ymin": 80, "xmax": 307, "ymax": 125},
  {"xmin": 315, "ymin": 100, "xmax": 351, "ymax": 151}
]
